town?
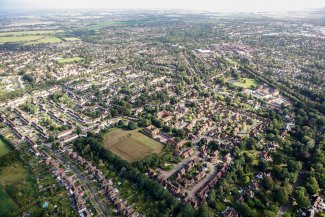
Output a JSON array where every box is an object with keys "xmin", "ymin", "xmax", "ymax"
[{"xmin": 0, "ymin": 8, "xmax": 324, "ymax": 217}]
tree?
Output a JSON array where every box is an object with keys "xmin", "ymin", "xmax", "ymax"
[
  {"xmin": 305, "ymin": 177, "xmax": 320, "ymax": 195},
  {"xmin": 127, "ymin": 122, "xmax": 137, "ymax": 130},
  {"xmin": 262, "ymin": 176, "xmax": 274, "ymax": 190},
  {"xmin": 294, "ymin": 187, "xmax": 311, "ymax": 209},
  {"xmin": 287, "ymin": 160, "xmax": 302, "ymax": 173},
  {"xmin": 75, "ymin": 126, "xmax": 82, "ymax": 135},
  {"xmin": 197, "ymin": 203, "xmax": 214, "ymax": 217},
  {"xmin": 273, "ymin": 187, "xmax": 289, "ymax": 204},
  {"xmin": 258, "ymin": 161, "xmax": 268, "ymax": 172}
]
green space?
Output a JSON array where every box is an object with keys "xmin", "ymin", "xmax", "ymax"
[
  {"xmin": 63, "ymin": 37, "xmax": 80, "ymax": 41},
  {"xmin": 86, "ymin": 19, "xmax": 160, "ymax": 30},
  {"xmin": 0, "ymin": 35, "xmax": 44, "ymax": 43},
  {"xmin": 0, "ymin": 188, "xmax": 18, "ymax": 217},
  {"xmin": 0, "ymin": 30, "xmax": 63, "ymax": 45},
  {"xmin": 0, "ymin": 30, "xmax": 64, "ymax": 37},
  {"xmin": 0, "ymin": 139, "xmax": 11, "ymax": 157},
  {"xmin": 23, "ymin": 36, "xmax": 62, "ymax": 45},
  {"xmin": 0, "ymin": 162, "xmax": 29, "ymax": 187},
  {"xmin": 233, "ymin": 78, "xmax": 259, "ymax": 89},
  {"xmin": 86, "ymin": 21, "xmax": 122, "ymax": 30},
  {"xmin": 57, "ymin": 57, "xmax": 84, "ymax": 63},
  {"xmin": 103, "ymin": 128, "xmax": 163, "ymax": 162}
]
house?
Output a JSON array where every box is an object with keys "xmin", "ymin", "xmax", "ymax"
[
  {"xmin": 184, "ymin": 179, "xmax": 195, "ymax": 187},
  {"xmin": 210, "ymin": 150, "xmax": 219, "ymax": 164},
  {"xmin": 55, "ymin": 168, "xmax": 64, "ymax": 176},
  {"xmin": 143, "ymin": 125, "xmax": 160, "ymax": 137},
  {"xmin": 200, "ymin": 145, "xmax": 207, "ymax": 158},
  {"xmin": 58, "ymin": 129, "xmax": 73, "ymax": 139},
  {"xmin": 261, "ymin": 151, "xmax": 273, "ymax": 161},
  {"xmin": 168, "ymin": 138, "xmax": 187, "ymax": 150},
  {"xmin": 194, "ymin": 170, "xmax": 206, "ymax": 181},
  {"xmin": 222, "ymin": 207, "xmax": 239, "ymax": 217}
]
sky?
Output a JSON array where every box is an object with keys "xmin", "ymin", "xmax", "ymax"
[{"xmin": 1, "ymin": 0, "xmax": 325, "ymax": 12}]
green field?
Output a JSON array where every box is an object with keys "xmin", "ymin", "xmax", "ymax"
[
  {"xmin": 0, "ymin": 139, "xmax": 11, "ymax": 157},
  {"xmin": 0, "ymin": 188, "xmax": 17, "ymax": 217},
  {"xmin": 233, "ymin": 78, "xmax": 259, "ymax": 89},
  {"xmin": 23, "ymin": 36, "xmax": 62, "ymax": 45},
  {"xmin": 86, "ymin": 21, "xmax": 123, "ymax": 30},
  {"xmin": 0, "ymin": 30, "xmax": 64, "ymax": 37},
  {"xmin": 63, "ymin": 37, "xmax": 80, "ymax": 41},
  {"xmin": 103, "ymin": 128, "xmax": 163, "ymax": 162},
  {"xmin": 0, "ymin": 30, "xmax": 63, "ymax": 45},
  {"xmin": 0, "ymin": 162, "xmax": 29, "ymax": 186},
  {"xmin": 0, "ymin": 35, "xmax": 44, "ymax": 43},
  {"xmin": 86, "ymin": 19, "xmax": 157, "ymax": 30},
  {"xmin": 57, "ymin": 57, "xmax": 83, "ymax": 63}
]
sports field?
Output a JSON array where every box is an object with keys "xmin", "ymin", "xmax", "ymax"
[{"xmin": 103, "ymin": 128, "xmax": 163, "ymax": 162}]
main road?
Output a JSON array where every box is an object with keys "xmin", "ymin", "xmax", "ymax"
[{"xmin": 54, "ymin": 151, "xmax": 110, "ymax": 217}]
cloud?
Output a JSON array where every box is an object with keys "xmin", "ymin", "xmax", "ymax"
[{"xmin": 1, "ymin": 0, "xmax": 325, "ymax": 12}]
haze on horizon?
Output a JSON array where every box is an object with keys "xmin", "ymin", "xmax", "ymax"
[{"xmin": 1, "ymin": 0, "xmax": 325, "ymax": 13}]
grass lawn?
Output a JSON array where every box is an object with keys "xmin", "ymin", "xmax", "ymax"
[
  {"xmin": 233, "ymin": 78, "xmax": 259, "ymax": 89},
  {"xmin": 57, "ymin": 57, "xmax": 83, "ymax": 63},
  {"xmin": 0, "ymin": 139, "xmax": 11, "ymax": 157},
  {"xmin": 103, "ymin": 128, "xmax": 163, "ymax": 162},
  {"xmin": 0, "ymin": 188, "xmax": 17, "ymax": 217}
]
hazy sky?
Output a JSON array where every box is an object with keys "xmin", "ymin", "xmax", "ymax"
[{"xmin": 1, "ymin": 0, "xmax": 325, "ymax": 12}]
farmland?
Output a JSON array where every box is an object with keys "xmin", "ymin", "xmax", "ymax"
[
  {"xmin": 23, "ymin": 36, "xmax": 62, "ymax": 45},
  {"xmin": 0, "ymin": 30, "xmax": 64, "ymax": 37},
  {"xmin": 0, "ymin": 30, "xmax": 63, "ymax": 45},
  {"xmin": 103, "ymin": 128, "xmax": 163, "ymax": 162}
]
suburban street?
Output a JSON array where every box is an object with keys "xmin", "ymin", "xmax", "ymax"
[{"xmin": 54, "ymin": 152, "xmax": 110, "ymax": 217}]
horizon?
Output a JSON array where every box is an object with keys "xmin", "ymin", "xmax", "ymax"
[{"xmin": 1, "ymin": 0, "xmax": 325, "ymax": 13}]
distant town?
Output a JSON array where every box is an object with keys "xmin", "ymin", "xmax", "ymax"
[{"xmin": 0, "ymin": 9, "xmax": 324, "ymax": 217}]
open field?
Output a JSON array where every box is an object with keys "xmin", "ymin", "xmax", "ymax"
[
  {"xmin": 0, "ymin": 30, "xmax": 63, "ymax": 45},
  {"xmin": 57, "ymin": 57, "xmax": 84, "ymax": 63},
  {"xmin": 0, "ymin": 188, "xmax": 17, "ymax": 217},
  {"xmin": 0, "ymin": 35, "xmax": 62, "ymax": 45},
  {"xmin": 233, "ymin": 78, "xmax": 259, "ymax": 89},
  {"xmin": 23, "ymin": 36, "xmax": 62, "ymax": 45},
  {"xmin": 0, "ymin": 162, "xmax": 29, "ymax": 187},
  {"xmin": 86, "ymin": 19, "xmax": 159, "ymax": 30},
  {"xmin": 0, "ymin": 30, "xmax": 64, "ymax": 37},
  {"xmin": 0, "ymin": 35, "xmax": 44, "ymax": 43},
  {"xmin": 103, "ymin": 128, "xmax": 163, "ymax": 162},
  {"xmin": 63, "ymin": 37, "xmax": 80, "ymax": 41},
  {"xmin": 0, "ymin": 139, "xmax": 11, "ymax": 157}
]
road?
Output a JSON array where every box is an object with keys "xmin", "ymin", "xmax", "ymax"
[
  {"xmin": 276, "ymin": 170, "xmax": 305, "ymax": 217},
  {"xmin": 159, "ymin": 147, "xmax": 200, "ymax": 178},
  {"xmin": 55, "ymin": 152, "xmax": 110, "ymax": 217},
  {"xmin": 184, "ymin": 162, "xmax": 218, "ymax": 202}
]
